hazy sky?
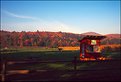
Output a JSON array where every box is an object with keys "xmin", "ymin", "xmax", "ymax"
[{"xmin": 1, "ymin": 1, "xmax": 120, "ymax": 34}]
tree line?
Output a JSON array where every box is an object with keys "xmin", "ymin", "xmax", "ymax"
[{"xmin": 0, "ymin": 30, "xmax": 120, "ymax": 48}]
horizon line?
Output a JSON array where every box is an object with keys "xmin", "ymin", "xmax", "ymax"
[{"xmin": 0, "ymin": 29, "xmax": 120, "ymax": 35}]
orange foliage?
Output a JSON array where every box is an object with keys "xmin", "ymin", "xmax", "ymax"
[{"xmin": 100, "ymin": 44, "xmax": 121, "ymax": 50}]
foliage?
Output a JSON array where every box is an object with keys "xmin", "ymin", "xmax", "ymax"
[
  {"xmin": 1, "ymin": 30, "xmax": 120, "ymax": 49},
  {"xmin": 101, "ymin": 44, "xmax": 121, "ymax": 53},
  {"xmin": 0, "ymin": 30, "xmax": 80, "ymax": 48}
]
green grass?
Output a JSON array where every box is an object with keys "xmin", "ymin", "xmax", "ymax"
[
  {"xmin": 1, "ymin": 47, "xmax": 120, "ymax": 70},
  {"xmin": 1, "ymin": 47, "xmax": 120, "ymax": 61},
  {"xmin": 1, "ymin": 47, "xmax": 79, "ymax": 61},
  {"xmin": 1, "ymin": 47, "xmax": 58, "ymax": 54},
  {"xmin": 102, "ymin": 52, "xmax": 121, "ymax": 58},
  {"xmin": 1, "ymin": 51, "xmax": 80, "ymax": 61}
]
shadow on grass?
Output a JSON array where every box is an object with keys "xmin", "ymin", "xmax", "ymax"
[
  {"xmin": 1, "ymin": 50, "xmax": 120, "ymax": 81},
  {"xmin": 5, "ymin": 68, "xmax": 120, "ymax": 81},
  {"xmin": 4, "ymin": 59, "xmax": 121, "ymax": 81},
  {"xmin": 1, "ymin": 50, "xmax": 80, "ymax": 61}
]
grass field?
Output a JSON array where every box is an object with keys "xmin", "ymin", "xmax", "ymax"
[
  {"xmin": 1, "ymin": 47, "xmax": 120, "ymax": 60},
  {"xmin": 1, "ymin": 47, "xmax": 80, "ymax": 61},
  {"xmin": 0, "ymin": 47, "xmax": 121, "ymax": 81}
]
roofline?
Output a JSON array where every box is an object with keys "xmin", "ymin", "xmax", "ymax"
[{"xmin": 78, "ymin": 35, "xmax": 106, "ymax": 42}]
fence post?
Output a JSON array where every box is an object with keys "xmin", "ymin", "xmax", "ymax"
[
  {"xmin": 2, "ymin": 60, "xmax": 6, "ymax": 82},
  {"xmin": 74, "ymin": 56, "xmax": 77, "ymax": 71}
]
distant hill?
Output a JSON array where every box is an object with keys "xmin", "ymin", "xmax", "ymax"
[
  {"xmin": 0, "ymin": 30, "xmax": 120, "ymax": 48},
  {"xmin": 80, "ymin": 32, "xmax": 121, "ymax": 38},
  {"xmin": 101, "ymin": 34, "xmax": 121, "ymax": 45},
  {"xmin": 105, "ymin": 34, "xmax": 121, "ymax": 38},
  {"xmin": 81, "ymin": 32, "xmax": 102, "ymax": 36}
]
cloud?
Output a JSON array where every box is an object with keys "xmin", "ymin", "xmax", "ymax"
[{"xmin": 3, "ymin": 10, "xmax": 39, "ymax": 20}]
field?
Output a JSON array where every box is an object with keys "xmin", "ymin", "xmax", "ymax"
[{"xmin": 0, "ymin": 47, "xmax": 121, "ymax": 81}]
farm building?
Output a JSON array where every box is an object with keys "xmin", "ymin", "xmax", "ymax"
[{"xmin": 79, "ymin": 35, "xmax": 106, "ymax": 60}]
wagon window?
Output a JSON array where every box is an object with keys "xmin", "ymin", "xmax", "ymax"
[{"xmin": 91, "ymin": 40, "xmax": 96, "ymax": 45}]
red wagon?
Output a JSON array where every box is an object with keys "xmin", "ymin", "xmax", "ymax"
[{"xmin": 79, "ymin": 35, "xmax": 106, "ymax": 60}]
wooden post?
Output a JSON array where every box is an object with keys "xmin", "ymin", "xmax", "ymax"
[
  {"xmin": 73, "ymin": 56, "xmax": 77, "ymax": 79},
  {"xmin": 74, "ymin": 56, "xmax": 77, "ymax": 71},
  {"xmin": 2, "ymin": 60, "xmax": 6, "ymax": 82}
]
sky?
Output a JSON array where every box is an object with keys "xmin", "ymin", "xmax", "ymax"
[{"xmin": 1, "ymin": 1, "xmax": 120, "ymax": 34}]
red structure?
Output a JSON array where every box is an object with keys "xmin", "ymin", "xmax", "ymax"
[{"xmin": 79, "ymin": 35, "xmax": 106, "ymax": 60}]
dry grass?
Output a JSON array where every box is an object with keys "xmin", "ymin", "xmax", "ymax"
[
  {"xmin": 58, "ymin": 46, "xmax": 80, "ymax": 51},
  {"xmin": 58, "ymin": 44, "xmax": 121, "ymax": 51}
]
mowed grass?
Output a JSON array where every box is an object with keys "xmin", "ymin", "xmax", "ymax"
[
  {"xmin": 1, "ymin": 47, "xmax": 120, "ymax": 60},
  {"xmin": 1, "ymin": 47, "xmax": 80, "ymax": 61},
  {"xmin": 1, "ymin": 47, "xmax": 79, "ymax": 71}
]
